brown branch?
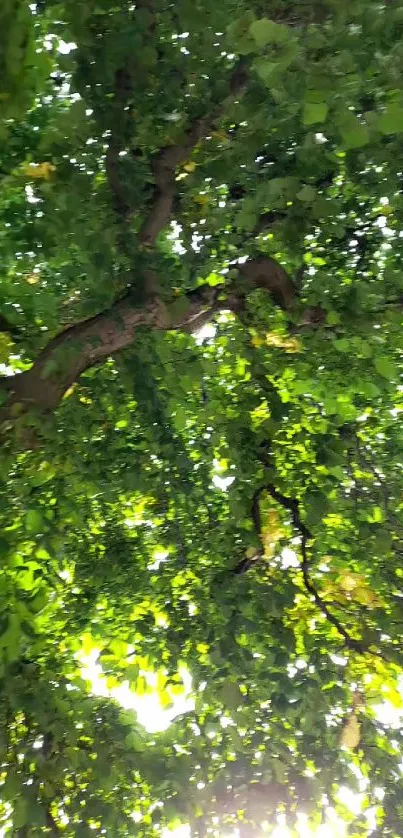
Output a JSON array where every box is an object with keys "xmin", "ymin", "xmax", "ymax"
[
  {"xmin": 1, "ymin": 286, "xmax": 220, "ymax": 414},
  {"xmin": 138, "ymin": 60, "xmax": 248, "ymax": 247},
  {"xmin": 1, "ymin": 256, "xmax": 296, "ymax": 417},
  {"xmin": 106, "ymin": 62, "xmax": 248, "ymax": 239},
  {"xmin": 238, "ymin": 257, "xmax": 296, "ymax": 309},
  {"xmin": 104, "ymin": 61, "xmax": 248, "ymax": 246},
  {"xmin": 103, "ymin": 59, "xmax": 248, "ymax": 300}
]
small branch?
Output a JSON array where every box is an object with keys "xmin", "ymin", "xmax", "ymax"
[
  {"xmin": 233, "ymin": 478, "xmax": 366, "ymax": 653},
  {"xmin": 265, "ymin": 482, "xmax": 366, "ymax": 652}
]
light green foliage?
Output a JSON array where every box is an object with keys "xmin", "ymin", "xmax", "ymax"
[{"xmin": 0, "ymin": 0, "xmax": 403, "ymax": 835}]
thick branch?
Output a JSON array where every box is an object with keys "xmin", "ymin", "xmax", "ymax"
[
  {"xmin": 1, "ymin": 256, "xmax": 294, "ymax": 415},
  {"xmin": 2, "ymin": 287, "xmax": 220, "ymax": 413}
]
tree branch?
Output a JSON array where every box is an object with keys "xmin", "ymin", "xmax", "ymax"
[
  {"xmin": 105, "ymin": 59, "xmax": 248, "ymax": 244},
  {"xmin": 138, "ymin": 61, "xmax": 248, "ymax": 247},
  {"xmin": 1, "ymin": 286, "xmax": 219, "ymax": 413},
  {"xmin": 1, "ymin": 256, "xmax": 295, "ymax": 415},
  {"xmin": 233, "ymin": 480, "xmax": 366, "ymax": 654}
]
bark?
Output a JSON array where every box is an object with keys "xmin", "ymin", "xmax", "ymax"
[
  {"xmin": 0, "ymin": 258, "xmax": 296, "ymax": 417},
  {"xmin": 137, "ymin": 61, "xmax": 248, "ymax": 247},
  {"xmin": 0, "ymin": 56, "xmax": 292, "ymax": 434},
  {"xmin": 105, "ymin": 60, "xmax": 248, "ymax": 254}
]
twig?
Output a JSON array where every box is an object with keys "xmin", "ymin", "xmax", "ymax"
[
  {"xmin": 265, "ymin": 482, "xmax": 366, "ymax": 652},
  {"xmin": 233, "ymin": 480, "xmax": 366, "ymax": 653}
]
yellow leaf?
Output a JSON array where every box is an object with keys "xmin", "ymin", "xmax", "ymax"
[
  {"xmin": 23, "ymin": 161, "xmax": 56, "ymax": 180},
  {"xmin": 340, "ymin": 714, "xmax": 360, "ymax": 749},
  {"xmin": 265, "ymin": 332, "xmax": 301, "ymax": 353},
  {"xmin": 338, "ymin": 572, "xmax": 383, "ymax": 608},
  {"xmin": 251, "ymin": 334, "xmax": 264, "ymax": 348},
  {"xmin": 194, "ymin": 194, "xmax": 209, "ymax": 206},
  {"xmin": 0, "ymin": 333, "xmax": 12, "ymax": 363},
  {"xmin": 381, "ymin": 685, "xmax": 403, "ymax": 709},
  {"xmin": 81, "ymin": 633, "xmax": 96, "ymax": 656},
  {"xmin": 183, "ymin": 161, "xmax": 196, "ymax": 173},
  {"xmin": 355, "ymin": 587, "xmax": 378, "ymax": 607},
  {"xmin": 246, "ymin": 546, "xmax": 259, "ymax": 560},
  {"xmin": 170, "ymin": 682, "xmax": 185, "ymax": 696},
  {"xmin": 339, "ymin": 572, "xmax": 359, "ymax": 593},
  {"xmin": 159, "ymin": 689, "xmax": 174, "ymax": 709}
]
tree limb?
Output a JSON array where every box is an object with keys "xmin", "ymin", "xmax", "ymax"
[
  {"xmin": 138, "ymin": 60, "xmax": 248, "ymax": 247},
  {"xmin": 1, "ymin": 286, "xmax": 217, "ymax": 413},
  {"xmin": 0, "ymin": 256, "xmax": 294, "ymax": 415},
  {"xmin": 105, "ymin": 59, "xmax": 248, "ymax": 242}
]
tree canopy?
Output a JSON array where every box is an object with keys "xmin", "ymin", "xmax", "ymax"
[{"xmin": 1, "ymin": 0, "xmax": 403, "ymax": 834}]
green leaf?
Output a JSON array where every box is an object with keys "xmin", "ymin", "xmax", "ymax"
[
  {"xmin": 326, "ymin": 311, "xmax": 340, "ymax": 326},
  {"xmin": 297, "ymin": 184, "xmax": 317, "ymax": 203},
  {"xmin": 249, "ymin": 18, "xmax": 290, "ymax": 48},
  {"xmin": 303, "ymin": 102, "xmax": 329, "ymax": 126},
  {"xmin": 374, "ymin": 355, "xmax": 397, "ymax": 380},
  {"xmin": 336, "ymin": 111, "xmax": 369, "ymax": 149},
  {"xmin": 254, "ymin": 59, "xmax": 282, "ymax": 87},
  {"xmin": 220, "ymin": 678, "xmax": 243, "ymax": 713},
  {"xmin": 333, "ymin": 338, "xmax": 350, "ymax": 353},
  {"xmin": 25, "ymin": 509, "xmax": 44, "ymax": 534},
  {"xmin": 377, "ymin": 104, "xmax": 403, "ymax": 135}
]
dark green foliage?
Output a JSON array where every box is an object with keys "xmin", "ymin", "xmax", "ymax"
[{"xmin": 1, "ymin": 0, "xmax": 403, "ymax": 834}]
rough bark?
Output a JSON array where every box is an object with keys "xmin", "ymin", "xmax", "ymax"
[
  {"xmin": 0, "ymin": 55, "xmax": 293, "ymax": 433},
  {"xmin": 0, "ymin": 258, "xmax": 295, "ymax": 416}
]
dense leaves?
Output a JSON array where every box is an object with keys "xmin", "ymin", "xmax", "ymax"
[{"xmin": 1, "ymin": 0, "xmax": 403, "ymax": 835}]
